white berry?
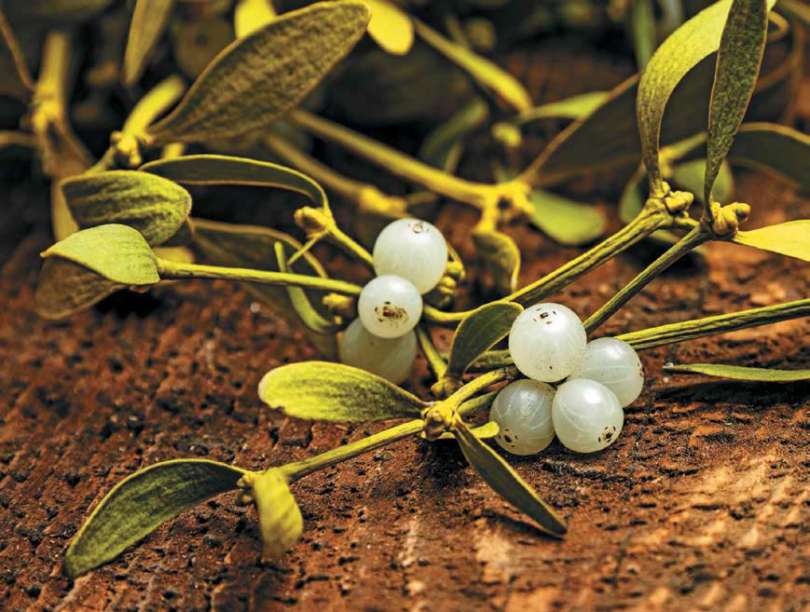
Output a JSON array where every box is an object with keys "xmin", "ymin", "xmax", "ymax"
[
  {"xmin": 508, "ymin": 303, "xmax": 587, "ymax": 382},
  {"xmin": 552, "ymin": 379, "xmax": 624, "ymax": 454},
  {"xmin": 358, "ymin": 275, "xmax": 423, "ymax": 339},
  {"xmin": 338, "ymin": 318, "xmax": 416, "ymax": 384},
  {"xmin": 372, "ymin": 218, "xmax": 448, "ymax": 294},
  {"xmin": 489, "ymin": 380, "xmax": 555, "ymax": 455},
  {"xmin": 569, "ymin": 337, "xmax": 644, "ymax": 407}
]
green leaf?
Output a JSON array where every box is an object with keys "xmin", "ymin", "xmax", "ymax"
[
  {"xmin": 0, "ymin": 9, "xmax": 33, "ymax": 100},
  {"xmin": 704, "ymin": 0, "xmax": 768, "ymax": 206},
  {"xmin": 234, "ymin": 0, "xmax": 276, "ymax": 38},
  {"xmin": 453, "ymin": 420, "xmax": 566, "ymax": 537},
  {"xmin": 35, "ymin": 257, "xmax": 122, "ymax": 320},
  {"xmin": 364, "ymin": 0, "xmax": 414, "ymax": 55},
  {"xmin": 41, "ymin": 224, "xmax": 159, "ymax": 285},
  {"xmin": 65, "ymin": 459, "xmax": 247, "ymax": 577},
  {"xmin": 61, "ymin": 171, "xmax": 192, "ymax": 246},
  {"xmin": 728, "ymin": 123, "xmax": 810, "ymax": 190},
  {"xmin": 472, "ymin": 229, "xmax": 520, "ymax": 295},
  {"xmin": 146, "ymin": 2, "xmax": 370, "ymax": 144},
  {"xmin": 447, "ymin": 302, "xmax": 522, "ymax": 379},
  {"xmin": 733, "ymin": 220, "xmax": 810, "ymax": 262},
  {"xmin": 243, "ymin": 469, "xmax": 303, "ymax": 561},
  {"xmin": 258, "ymin": 361, "xmax": 427, "ymax": 422},
  {"xmin": 274, "ymin": 242, "xmax": 336, "ymax": 334},
  {"xmin": 664, "ymin": 363, "xmax": 810, "ymax": 382},
  {"xmin": 123, "ymin": 0, "xmax": 176, "ymax": 87},
  {"xmin": 513, "ymin": 91, "xmax": 609, "ymax": 126},
  {"xmin": 419, "ymin": 97, "xmax": 488, "ymax": 172},
  {"xmin": 673, "ymin": 158, "xmax": 734, "ymax": 204},
  {"xmin": 414, "ymin": 19, "xmax": 531, "ymax": 112},
  {"xmin": 619, "ymin": 165, "xmax": 647, "ymax": 224},
  {"xmin": 527, "ymin": 190, "xmax": 606, "ymax": 246},
  {"xmin": 637, "ymin": 0, "xmax": 775, "ymax": 192},
  {"xmin": 630, "ymin": 0, "xmax": 656, "ymax": 69},
  {"xmin": 141, "ymin": 154, "xmax": 328, "ymax": 211}
]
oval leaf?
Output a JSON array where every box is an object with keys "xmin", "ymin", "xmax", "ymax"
[
  {"xmin": 235, "ymin": 0, "xmax": 276, "ymax": 38},
  {"xmin": 123, "ymin": 0, "xmax": 176, "ymax": 86},
  {"xmin": 453, "ymin": 420, "xmax": 567, "ymax": 537},
  {"xmin": 258, "ymin": 361, "xmax": 427, "ymax": 421},
  {"xmin": 472, "ymin": 229, "xmax": 520, "ymax": 296},
  {"xmin": 244, "ymin": 469, "xmax": 303, "ymax": 561},
  {"xmin": 61, "ymin": 171, "xmax": 192, "ymax": 246},
  {"xmin": 41, "ymin": 224, "xmax": 159, "ymax": 285},
  {"xmin": 637, "ymin": 0, "xmax": 775, "ymax": 191},
  {"xmin": 704, "ymin": 0, "xmax": 768, "ymax": 205},
  {"xmin": 447, "ymin": 302, "xmax": 523, "ymax": 378},
  {"xmin": 146, "ymin": 1, "xmax": 371, "ymax": 144},
  {"xmin": 733, "ymin": 220, "xmax": 810, "ymax": 262},
  {"xmin": 35, "ymin": 257, "xmax": 122, "ymax": 320},
  {"xmin": 528, "ymin": 190, "xmax": 606, "ymax": 246},
  {"xmin": 673, "ymin": 158, "xmax": 734, "ymax": 204},
  {"xmin": 65, "ymin": 459, "xmax": 247, "ymax": 577},
  {"xmin": 141, "ymin": 154, "xmax": 328, "ymax": 210},
  {"xmin": 664, "ymin": 363, "xmax": 810, "ymax": 382},
  {"xmin": 365, "ymin": 0, "xmax": 413, "ymax": 55},
  {"xmin": 419, "ymin": 97, "xmax": 488, "ymax": 171},
  {"xmin": 729, "ymin": 123, "xmax": 810, "ymax": 190},
  {"xmin": 414, "ymin": 18, "xmax": 531, "ymax": 112}
]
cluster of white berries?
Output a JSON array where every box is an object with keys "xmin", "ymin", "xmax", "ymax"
[
  {"xmin": 492, "ymin": 304, "xmax": 644, "ymax": 455},
  {"xmin": 338, "ymin": 218, "xmax": 448, "ymax": 384}
]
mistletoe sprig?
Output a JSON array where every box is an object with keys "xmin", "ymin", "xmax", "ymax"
[{"xmin": 3, "ymin": 0, "xmax": 807, "ymax": 577}]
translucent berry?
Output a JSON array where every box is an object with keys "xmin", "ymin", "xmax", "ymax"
[
  {"xmin": 358, "ymin": 275, "xmax": 422, "ymax": 339},
  {"xmin": 338, "ymin": 318, "xmax": 416, "ymax": 384},
  {"xmin": 552, "ymin": 379, "xmax": 624, "ymax": 454},
  {"xmin": 372, "ymin": 218, "xmax": 448, "ymax": 294},
  {"xmin": 568, "ymin": 337, "xmax": 644, "ymax": 407},
  {"xmin": 489, "ymin": 380, "xmax": 555, "ymax": 455},
  {"xmin": 508, "ymin": 303, "xmax": 587, "ymax": 382}
]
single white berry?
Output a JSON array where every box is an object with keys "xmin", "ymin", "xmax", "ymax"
[
  {"xmin": 489, "ymin": 379, "xmax": 555, "ymax": 455},
  {"xmin": 508, "ymin": 303, "xmax": 587, "ymax": 382},
  {"xmin": 568, "ymin": 337, "xmax": 644, "ymax": 407},
  {"xmin": 358, "ymin": 275, "xmax": 423, "ymax": 339},
  {"xmin": 552, "ymin": 379, "xmax": 624, "ymax": 454},
  {"xmin": 338, "ymin": 318, "xmax": 416, "ymax": 384},
  {"xmin": 372, "ymin": 218, "xmax": 448, "ymax": 294}
]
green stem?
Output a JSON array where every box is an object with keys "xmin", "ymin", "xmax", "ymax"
[
  {"xmin": 416, "ymin": 325, "xmax": 448, "ymax": 379},
  {"xmin": 289, "ymin": 109, "xmax": 500, "ymax": 208},
  {"xmin": 156, "ymin": 258, "xmax": 362, "ymax": 295},
  {"xmin": 451, "ymin": 367, "xmax": 513, "ymax": 407},
  {"xmin": 123, "ymin": 75, "xmax": 185, "ymax": 136},
  {"xmin": 584, "ymin": 225, "xmax": 708, "ymax": 333},
  {"xmin": 617, "ymin": 298, "xmax": 810, "ymax": 350}
]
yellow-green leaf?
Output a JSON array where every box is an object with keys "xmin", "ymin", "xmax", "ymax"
[
  {"xmin": 364, "ymin": 0, "xmax": 413, "ymax": 55},
  {"xmin": 637, "ymin": 0, "xmax": 775, "ymax": 192},
  {"xmin": 472, "ymin": 229, "xmax": 520, "ymax": 296},
  {"xmin": 447, "ymin": 302, "xmax": 522, "ymax": 379},
  {"xmin": 35, "ymin": 257, "xmax": 122, "ymax": 320},
  {"xmin": 243, "ymin": 469, "xmax": 303, "ymax": 561},
  {"xmin": 41, "ymin": 224, "xmax": 159, "ymax": 285},
  {"xmin": 123, "ymin": 0, "xmax": 177, "ymax": 87},
  {"xmin": 0, "ymin": 9, "xmax": 33, "ymax": 100},
  {"xmin": 419, "ymin": 97, "xmax": 488, "ymax": 172},
  {"xmin": 61, "ymin": 171, "xmax": 192, "ymax": 246},
  {"xmin": 728, "ymin": 123, "xmax": 810, "ymax": 190},
  {"xmin": 528, "ymin": 190, "xmax": 606, "ymax": 246},
  {"xmin": 453, "ymin": 420, "xmax": 566, "ymax": 537},
  {"xmin": 673, "ymin": 158, "xmax": 734, "ymax": 204},
  {"xmin": 274, "ymin": 242, "xmax": 336, "ymax": 334},
  {"xmin": 147, "ymin": 1, "xmax": 370, "ymax": 144},
  {"xmin": 234, "ymin": 0, "xmax": 276, "ymax": 38},
  {"xmin": 733, "ymin": 220, "xmax": 810, "ymax": 262},
  {"xmin": 414, "ymin": 18, "xmax": 531, "ymax": 112},
  {"xmin": 664, "ymin": 362, "xmax": 810, "ymax": 382},
  {"xmin": 630, "ymin": 0, "xmax": 656, "ymax": 68},
  {"xmin": 258, "ymin": 361, "xmax": 427, "ymax": 422},
  {"xmin": 512, "ymin": 91, "xmax": 609, "ymax": 126},
  {"xmin": 704, "ymin": 0, "xmax": 768, "ymax": 206},
  {"xmin": 141, "ymin": 154, "xmax": 328, "ymax": 211},
  {"xmin": 65, "ymin": 459, "xmax": 247, "ymax": 577}
]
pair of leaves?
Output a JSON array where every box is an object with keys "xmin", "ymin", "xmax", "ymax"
[
  {"xmin": 143, "ymin": 2, "xmax": 370, "ymax": 145},
  {"xmin": 259, "ymin": 360, "xmax": 565, "ymax": 537},
  {"xmin": 664, "ymin": 363, "xmax": 810, "ymax": 382},
  {"xmin": 61, "ymin": 171, "xmax": 192, "ymax": 246}
]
